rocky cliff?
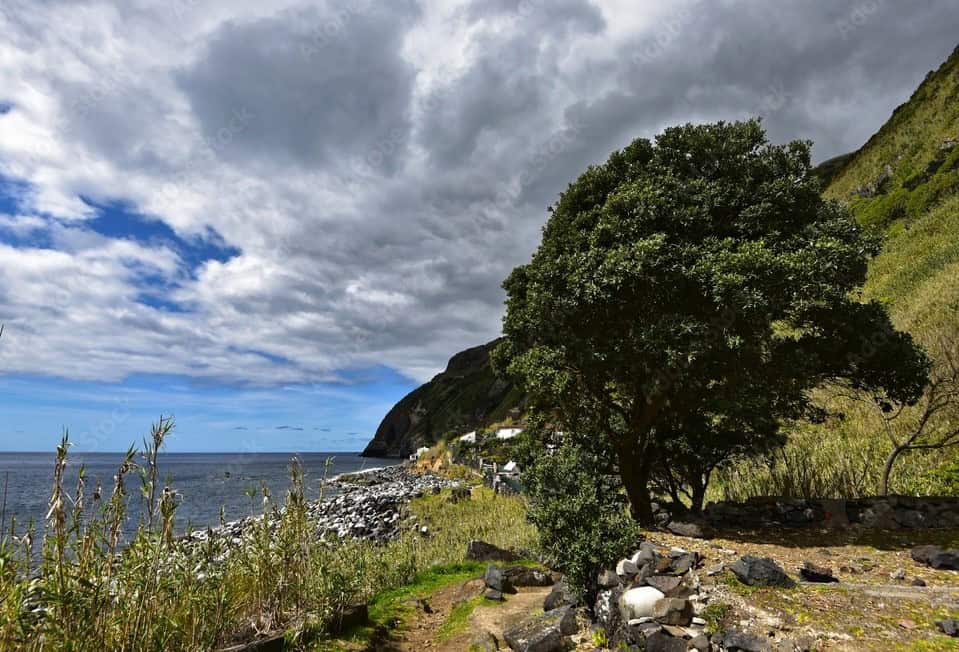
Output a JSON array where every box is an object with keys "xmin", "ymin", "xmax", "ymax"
[{"xmin": 361, "ymin": 339, "xmax": 525, "ymax": 457}]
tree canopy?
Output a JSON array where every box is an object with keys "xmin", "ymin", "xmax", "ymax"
[{"xmin": 495, "ymin": 119, "xmax": 930, "ymax": 524}]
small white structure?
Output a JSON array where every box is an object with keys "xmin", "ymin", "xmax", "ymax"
[
  {"xmin": 502, "ymin": 460, "xmax": 519, "ymax": 474},
  {"xmin": 495, "ymin": 427, "xmax": 523, "ymax": 440},
  {"xmin": 458, "ymin": 431, "xmax": 477, "ymax": 443},
  {"xmin": 414, "ymin": 446, "xmax": 430, "ymax": 458}
]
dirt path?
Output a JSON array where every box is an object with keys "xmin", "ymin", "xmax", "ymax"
[{"xmin": 377, "ymin": 579, "xmax": 553, "ymax": 651}]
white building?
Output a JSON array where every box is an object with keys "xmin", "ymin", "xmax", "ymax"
[
  {"xmin": 495, "ymin": 427, "xmax": 523, "ymax": 440},
  {"xmin": 458, "ymin": 431, "xmax": 477, "ymax": 443}
]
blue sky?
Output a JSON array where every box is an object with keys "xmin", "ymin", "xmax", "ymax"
[
  {"xmin": 0, "ymin": 369, "xmax": 414, "ymax": 453},
  {"xmin": 2, "ymin": 0, "xmax": 958, "ymax": 453}
]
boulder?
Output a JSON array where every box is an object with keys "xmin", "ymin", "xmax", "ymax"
[
  {"xmin": 690, "ymin": 633, "xmax": 710, "ymax": 651},
  {"xmin": 911, "ymin": 545, "xmax": 959, "ymax": 570},
  {"xmin": 936, "ymin": 619, "xmax": 959, "ymax": 637},
  {"xmin": 799, "ymin": 561, "xmax": 838, "ymax": 583},
  {"xmin": 931, "ymin": 549, "xmax": 959, "ymax": 570},
  {"xmin": 543, "ymin": 579, "xmax": 577, "ymax": 611},
  {"xmin": 668, "ymin": 552, "xmax": 699, "ymax": 575},
  {"xmin": 652, "ymin": 597, "xmax": 693, "ymax": 626},
  {"xmin": 616, "ymin": 558, "xmax": 639, "ymax": 577},
  {"xmin": 631, "ymin": 542, "xmax": 659, "ymax": 567},
  {"xmin": 504, "ymin": 566, "xmax": 553, "ymax": 587},
  {"xmin": 666, "ymin": 520, "xmax": 711, "ymax": 539},
  {"xmin": 729, "ymin": 555, "xmax": 795, "ymax": 588},
  {"xmin": 484, "ymin": 588, "xmax": 504, "ymax": 601},
  {"xmin": 597, "ymin": 569, "xmax": 622, "ymax": 589},
  {"xmin": 910, "ymin": 545, "xmax": 941, "ymax": 565},
  {"xmin": 503, "ymin": 606, "xmax": 577, "ymax": 652},
  {"xmin": 645, "ymin": 631, "xmax": 687, "ymax": 652},
  {"xmin": 467, "ymin": 540, "xmax": 521, "ymax": 562},
  {"xmin": 723, "ymin": 629, "xmax": 772, "ymax": 652},
  {"xmin": 619, "ymin": 586, "xmax": 666, "ymax": 620},
  {"xmin": 485, "ymin": 565, "xmax": 516, "ymax": 594},
  {"xmin": 644, "ymin": 575, "xmax": 684, "ymax": 597}
]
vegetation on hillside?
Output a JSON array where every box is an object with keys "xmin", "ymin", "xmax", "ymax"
[
  {"xmin": 495, "ymin": 119, "xmax": 928, "ymax": 524},
  {"xmin": 361, "ymin": 339, "xmax": 525, "ymax": 458},
  {"xmin": 825, "ymin": 45, "xmax": 959, "ymax": 230}
]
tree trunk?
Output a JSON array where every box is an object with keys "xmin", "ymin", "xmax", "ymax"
[
  {"xmin": 690, "ymin": 473, "xmax": 708, "ymax": 515},
  {"xmin": 881, "ymin": 445, "xmax": 905, "ymax": 496},
  {"xmin": 618, "ymin": 444, "xmax": 655, "ymax": 526}
]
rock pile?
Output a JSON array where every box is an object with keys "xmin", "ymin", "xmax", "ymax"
[
  {"xmin": 181, "ymin": 465, "xmax": 458, "ymax": 553},
  {"xmin": 911, "ymin": 544, "xmax": 959, "ymax": 570},
  {"xmin": 310, "ymin": 465, "xmax": 457, "ymax": 540}
]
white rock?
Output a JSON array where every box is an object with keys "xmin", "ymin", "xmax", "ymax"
[
  {"xmin": 692, "ymin": 617, "xmax": 706, "ymax": 626},
  {"xmin": 617, "ymin": 558, "xmax": 639, "ymax": 577},
  {"xmin": 627, "ymin": 617, "xmax": 655, "ymax": 625},
  {"xmin": 619, "ymin": 586, "xmax": 666, "ymax": 620}
]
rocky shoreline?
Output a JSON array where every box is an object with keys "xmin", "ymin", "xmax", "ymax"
[{"xmin": 180, "ymin": 464, "xmax": 459, "ymax": 551}]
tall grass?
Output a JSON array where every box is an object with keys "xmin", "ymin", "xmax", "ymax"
[{"xmin": 0, "ymin": 420, "xmax": 537, "ymax": 651}]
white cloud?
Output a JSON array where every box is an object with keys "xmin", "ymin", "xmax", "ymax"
[{"xmin": 0, "ymin": 0, "xmax": 957, "ymax": 385}]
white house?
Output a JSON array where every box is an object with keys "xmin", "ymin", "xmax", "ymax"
[
  {"xmin": 414, "ymin": 446, "xmax": 431, "ymax": 458},
  {"xmin": 458, "ymin": 431, "xmax": 477, "ymax": 443},
  {"xmin": 495, "ymin": 427, "xmax": 523, "ymax": 440},
  {"xmin": 502, "ymin": 460, "xmax": 519, "ymax": 474}
]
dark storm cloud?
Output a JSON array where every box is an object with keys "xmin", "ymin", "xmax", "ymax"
[
  {"xmin": 176, "ymin": 1, "xmax": 420, "ymax": 173},
  {"xmin": 2, "ymin": 0, "xmax": 959, "ymax": 386}
]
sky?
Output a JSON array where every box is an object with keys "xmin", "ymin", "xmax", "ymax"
[{"xmin": 0, "ymin": 0, "xmax": 958, "ymax": 452}]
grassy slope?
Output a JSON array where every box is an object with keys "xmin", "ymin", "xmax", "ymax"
[{"xmin": 825, "ymin": 45, "xmax": 959, "ymax": 230}]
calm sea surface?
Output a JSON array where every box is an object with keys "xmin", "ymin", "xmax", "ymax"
[{"xmin": 0, "ymin": 452, "xmax": 399, "ymax": 534}]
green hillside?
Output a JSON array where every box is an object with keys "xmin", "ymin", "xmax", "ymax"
[
  {"xmin": 361, "ymin": 339, "xmax": 525, "ymax": 457},
  {"xmin": 825, "ymin": 45, "xmax": 959, "ymax": 229}
]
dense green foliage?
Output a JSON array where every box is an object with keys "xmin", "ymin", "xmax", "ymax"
[
  {"xmin": 362, "ymin": 339, "xmax": 525, "ymax": 457},
  {"xmin": 519, "ymin": 438, "xmax": 640, "ymax": 597},
  {"xmin": 719, "ymin": 193, "xmax": 959, "ymax": 500},
  {"xmin": 496, "ymin": 119, "xmax": 929, "ymax": 522}
]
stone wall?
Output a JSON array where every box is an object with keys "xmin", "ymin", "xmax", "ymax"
[{"xmin": 702, "ymin": 495, "xmax": 959, "ymax": 530}]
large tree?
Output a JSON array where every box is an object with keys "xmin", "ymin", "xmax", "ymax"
[{"xmin": 495, "ymin": 120, "xmax": 929, "ymax": 524}]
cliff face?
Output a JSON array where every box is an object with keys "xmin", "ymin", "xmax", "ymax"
[{"xmin": 361, "ymin": 339, "xmax": 525, "ymax": 457}]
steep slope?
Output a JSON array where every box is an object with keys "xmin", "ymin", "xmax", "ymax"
[
  {"xmin": 361, "ymin": 339, "xmax": 525, "ymax": 457},
  {"xmin": 825, "ymin": 44, "xmax": 959, "ymax": 229}
]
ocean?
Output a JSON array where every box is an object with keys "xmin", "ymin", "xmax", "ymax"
[{"xmin": 0, "ymin": 451, "xmax": 399, "ymax": 535}]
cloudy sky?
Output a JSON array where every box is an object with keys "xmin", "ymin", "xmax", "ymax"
[{"xmin": 0, "ymin": 0, "xmax": 957, "ymax": 452}]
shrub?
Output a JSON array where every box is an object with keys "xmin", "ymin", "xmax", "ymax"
[{"xmin": 522, "ymin": 441, "xmax": 640, "ymax": 597}]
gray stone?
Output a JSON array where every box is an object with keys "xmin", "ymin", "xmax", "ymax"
[
  {"xmin": 644, "ymin": 574, "xmax": 684, "ymax": 597},
  {"xmin": 598, "ymin": 569, "xmax": 622, "ymax": 588},
  {"xmin": 799, "ymin": 561, "xmax": 838, "ymax": 583},
  {"xmin": 645, "ymin": 631, "xmax": 687, "ymax": 652},
  {"xmin": 666, "ymin": 520, "xmax": 711, "ymax": 539},
  {"xmin": 723, "ymin": 629, "xmax": 773, "ymax": 652},
  {"xmin": 617, "ymin": 558, "xmax": 639, "ymax": 577},
  {"xmin": 652, "ymin": 598, "xmax": 693, "ymax": 626},
  {"xmin": 467, "ymin": 540, "xmax": 521, "ymax": 562},
  {"xmin": 669, "ymin": 552, "xmax": 699, "ymax": 575},
  {"xmin": 911, "ymin": 577, "xmax": 927, "ymax": 587},
  {"xmin": 690, "ymin": 633, "xmax": 710, "ymax": 651},
  {"xmin": 911, "ymin": 545, "xmax": 959, "ymax": 570},
  {"xmin": 937, "ymin": 619, "xmax": 959, "ymax": 637},
  {"xmin": 485, "ymin": 565, "xmax": 516, "ymax": 594},
  {"xmin": 503, "ymin": 607, "xmax": 577, "ymax": 652},
  {"xmin": 543, "ymin": 579, "xmax": 577, "ymax": 612},
  {"xmin": 484, "ymin": 588, "xmax": 504, "ymax": 601},
  {"xmin": 504, "ymin": 566, "xmax": 553, "ymax": 587},
  {"xmin": 730, "ymin": 556, "xmax": 795, "ymax": 588}
]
